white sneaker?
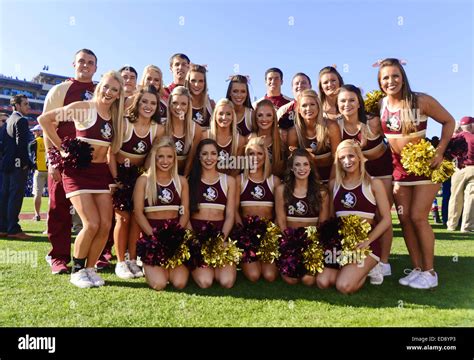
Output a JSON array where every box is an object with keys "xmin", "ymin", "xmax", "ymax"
[
  {"xmin": 399, "ymin": 268, "xmax": 422, "ymax": 286},
  {"xmin": 45, "ymin": 255, "xmax": 52, "ymax": 266},
  {"xmin": 70, "ymin": 269, "xmax": 94, "ymax": 288},
  {"xmin": 86, "ymin": 268, "xmax": 105, "ymax": 287},
  {"xmin": 380, "ymin": 262, "xmax": 391, "ymax": 276},
  {"xmin": 127, "ymin": 259, "xmax": 144, "ymax": 278},
  {"xmin": 368, "ymin": 263, "xmax": 384, "ymax": 285},
  {"xmin": 115, "ymin": 261, "xmax": 135, "ymax": 279},
  {"xmin": 408, "ymin": 271, "xmax": 438, "ymax": 289}
]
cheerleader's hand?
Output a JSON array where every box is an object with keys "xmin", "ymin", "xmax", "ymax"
[
  {"xmin": 356, "ymin": 238, "xmax": 372, "ymax": 250},
  {"xmin": 288, "ymin": 146, "xmax": 297, "ymax": 152},
  {"xmin": 430, "ymin": 151, "xmax": 443, "ymax": 169}
]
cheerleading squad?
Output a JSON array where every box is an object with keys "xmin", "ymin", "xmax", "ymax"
[{"xmin": 38, "ymin": 50, "xmax": 456, "ymax": 292}]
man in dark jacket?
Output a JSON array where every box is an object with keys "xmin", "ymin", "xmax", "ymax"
[{"xmin": 0, "ymin": 95, "xmax": 33, "ymax": 239}]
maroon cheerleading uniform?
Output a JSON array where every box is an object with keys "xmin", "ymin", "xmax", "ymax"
[
  {"xmin": 236, "ymin": 107, "xmax": 253, "ymax": 136},
  {"xmin": 380, "ymin": 97, "xmax": 431, "ymax": 185},
  {"xmin": 190, "ymin": 173, "xmax": 228, "ymax": 231},
  {"xmin": 286, "ymin": 192, "xmax": 320, "ymax": 225},
  {"xmin": 301, "ymin": 135, "xmax": 332, "ymax": 183},
  {"xmin": 217, "ymin": 138, "xmax": 233, "ymax": 161},
  {"xmin": 276, "ymin": 100, "xmax": 297, "ymax": 130},
  {"xmin": 62, "ymin": 104, "xmax": 114, "ymax": 198},
  {"xmin": 338, "ymin": 120, "xmax": 393, "ymax": 179},
  {"xmin": 119, "ymin": 120, "xmax": 157, "ymax": 161},
  {"xmin": 144, "ymin": 178, "xmax": 182, "ymax": 229},
  {"xmin": 44, "ymin": 79, "xmax": 95, "ymax": 263},
  {"xmin": 172, "ymin": 122, "xmax": 196, "ymax": 162},
  {"xmin": 163, "ymin": 82, "xmax": 179, "ymax": 99},
  {"xmin": 255, "ymin": 94, "xmax": 292, "ymax": 110},
  {"xmin": 333, "ymin": 181, "xmax": 381, "ymax": 259},
  {"xmin": 240, "ymin": 175, "xmax": 275, "ymax": 209},
  {"xmin": 192, "ymin": 101, "xmax": 212, "ymax": 128}
]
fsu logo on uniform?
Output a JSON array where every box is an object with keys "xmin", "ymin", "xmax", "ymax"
[
  {"xmin": 194, "ymin": 112, "xmax": 204, "ymax": 124},
  {"xmin": 158, "ymin": 188, "xmax": 174, "ymax": 204},
  {"xmin": 219, "ymin": 149, "xmax": 229, "ymax": 159},
  {"xmin": 133, "ymin": 140, "xmax": 147, "ymax": 154},
  {"xmin": 175, "ymin": 139, "xmax": 184, "ymax": 154},
  {"xmin": 203, "ymin": 186, "xmax": 218, "ymax": 202},
  {"xmin": 101, "ymin": 122, "xmax": 113, "ymax": 140},
  {"xmin": 386, "ymin": 114, "xmax": 401, "ymax": 132},
  {"xmin": 341, "ymin": 192, "xmax": 357, "ymax": 208},
  {"xmin": 251, "ymin": 185, "xmax": 265, "ymax": 200},
  {"xmin": 288, "ymin": 200, "xmax": 308, "ymax": 215}
]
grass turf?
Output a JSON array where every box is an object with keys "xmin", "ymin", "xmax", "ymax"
[{"xmin": 0, "ymin": 198, "xmax": 473, "ymax": 327}]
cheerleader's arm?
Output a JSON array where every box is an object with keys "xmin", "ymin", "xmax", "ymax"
[
  {"xmin": 366, "ymin": 178, "xmax": 391, "ymax": 244},
  {"xmin": 133, "ymin": 175, "xmax": 153, "ymax": 236},
  {"xmin": 221, "ymin": 175, "xmax": 236, "ymax": 238},
  {"xmin": 235, "ymin": 174, "xmax": 243, "ymax": 226},
  {"xmin": 319, "ymin": 190, "xmax": 330, "ymax": 224},
  {"xmin": 275, "ymin": 184, "xmax": 287, "ymax": 230},
  {"xmin": 178, "ymin": 176, "xmax": 190, "ymax": 228}
]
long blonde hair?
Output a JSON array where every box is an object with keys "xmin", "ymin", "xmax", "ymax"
[
  {"xmin": 334, "ymin": 139, "xmax": 370, "ymax": 186},
  {"xmin": 377, "ymin": 58, "xmax": 418, "ymax": 135},
  {"xmin": 165, "ymin": 86, "xmax": 194, "ymax": 155},
  {"xmin": 243, "ymin": 136, "xmax": 271, "ymax": 180},
  {"xmin": 139, "ymin": 65, "xmax": 164, "ymax": 96},
  {"xmin": 251, "ymin": 99, "xmax": 285, "ymax": 177},
  {"xmin": 93, "ymin": 70, "xmax": 124, "ymax": 154},
  {"xmin": 294, "ymin": 89, "xmax": 328, "ymax": 152},
  {"xmin": 145, "ymin": 136, "xmax": 179, "ymax": 206},
  {"xmin": 209, "ymin": 98, "xmax": 239, "ymax": 157}
]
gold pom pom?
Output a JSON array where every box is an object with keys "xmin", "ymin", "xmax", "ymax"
[
  {"xmin": 364, "ymin": 90, "xmax": 385, "ymax": 115},
  {"xmin": 202, "ymin": 234, "xmax": 242, "ymax": 268},
  {"xmin": 431, "ymin": 159, "xmax": 455, "ymax": 183},
  {"xmin": 401, "ymin": 139, "xmax": 455, "ymax": 183},
  {"xmin": 302, "ymin": 226, "xmax": 325, "ymax": 275},
  {"xmin": 337, "ymin": 215, "xmax": 372, "ymax": 266},
  {"xmin": 165, "ymin": 229, "xmax": 192, "ymax": 269},
  {"xmin": 257, "ymin": 220, "xmax": 281, "ymax": 263}
]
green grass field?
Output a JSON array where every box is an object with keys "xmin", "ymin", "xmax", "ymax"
[{"xmin": 0, "ymin": 198, "xmax": 473, "ymax": 327}]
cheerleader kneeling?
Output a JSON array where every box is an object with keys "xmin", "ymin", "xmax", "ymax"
[
  {"xmin": 134, "ymin": 137, "xmax": 190, "ymax": 291},
  {"xmin": 317, "ymin": 140, "xmax": 392, "ymax": 294}
]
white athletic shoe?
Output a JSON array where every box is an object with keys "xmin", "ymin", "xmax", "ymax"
[
  {"xmin": 45, "ymin": 255, "xmax": 52, "ymax": 266},
  {"xmin": 399, "ymin": 268, "xmax": 422, "ymax": 286},
  {"xmin": 408, "ymin": 271, "xmax": 438, "ymax": 289},
  {"xmin": 127, "ymin": 260, "xmax": 144, "ymax": 278},
  {"xmin": 380, "ymin": 262, "xmax": 392, "ymax": 276},
  {"xmin": 86, "ymin": 268, "xmax": 105, "ymax": 287},
  {"xmin": 115, "ymin": 261, "xmax": 135, "ymax": 279},
  {"xmin": 368, "ymin": 263, "xmax": 384, "ymax": 285},
  {"xmin": 70, "ymin": 269, "xmax": 94, "ymax": 288}
]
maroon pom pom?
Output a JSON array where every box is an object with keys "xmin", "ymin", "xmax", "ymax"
[
  {"xmin": 231, "ymin": 215, "xmax": 268, "ymax": 263},
  {"xmin": 276, "ymin": 227, "xmax": 308, "ymax": 278},
  {"xmin": 318, "ymin": 218, "xmax": 342, "ymax": 269},
  {"xmin": 112, "ymin": 164, "xmax": 144, "ymax": 211},
  {"xmin": 61, "ymin": 137, "xmax": 93, "ymax": 169},
  {"xmin": 136, "ymin": 219, "xmax": 186, "ymax": 266}
]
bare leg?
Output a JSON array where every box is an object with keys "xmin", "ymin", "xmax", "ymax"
[
  {"xmin": 215, "ymin": 264, "xmax": 237, "ymax": 289},
  {"xmin": 69, "ymin": 194, "xmax": 100, "ymax": 259},
  {"xmin": 192, "ymin": 267, "xmax": 214, "ymax": 288},
  {"xmin": 114, "ymin": 209, "xmax": 130, "ymax": 262},
  {"xmin": 242, "ymin": 262, "xmax": 261, "ymax": 282},
  {"xmin": 336, "ymin": 257, "xmax": 378, "ymax": 294},
  {"xmin": 261, "ymin": 262, "xmax": 278, "ymax": 282},
  {"xmin": 144, "ymin": 264, "xmax": 169, "ymax": 291},
  {"xmin": 86, "ymin": 193, "xmax": 113, "ymax": 267}
]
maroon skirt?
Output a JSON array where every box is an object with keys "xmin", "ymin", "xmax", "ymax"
[
  {"xmin": 63, "ymin": 162, "xmax": 113, "ymax": 199},
  {"xmin": 365, "ymin": 146, "xmax": 393, "ymax": 179},
  {"xmin": 316, "ymin": 164, "xmax": 331, "ymax": 183},
  {"xmin": 190, "ymin": 219, "xmax": 224, "ymax": 232},
  {"xmin": 391, "ymin": 152, "xmax": 432, "ymax": 185}
]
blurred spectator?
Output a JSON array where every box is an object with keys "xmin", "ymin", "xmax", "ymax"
[
  {"xmin": 0, "ymin": 95, "xmax": 34, "ymax": 239},
  {"xmin": 0, "ymin": 112, "xmax": 9, "ymax": 190},
  {"xmin": 447, "ymin": 116, "xmax": 474, "ymax": 232},
  {"xmin": 28, "ymin": 125, "xmax": 47, "ymax": 221}
]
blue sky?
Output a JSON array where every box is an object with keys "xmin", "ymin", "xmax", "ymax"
[{"xmin": 0, "ymin": 0, "xmax": 472, "ymax": 138}]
